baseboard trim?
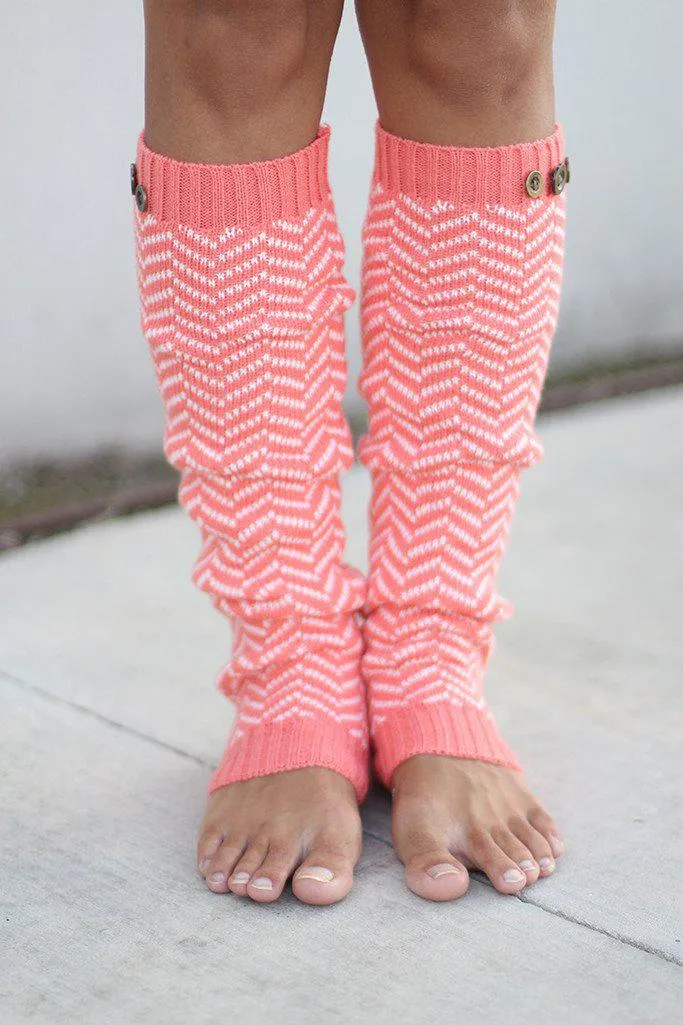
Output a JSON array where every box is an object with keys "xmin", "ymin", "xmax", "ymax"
[{"xmin": 2, "ymin": 354, "xmax": 683, "ymax": 551}]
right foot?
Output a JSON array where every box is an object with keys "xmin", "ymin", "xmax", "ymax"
[{"xmin": 197, "ymin": 767, "xmax": 362, "ymax": 905}]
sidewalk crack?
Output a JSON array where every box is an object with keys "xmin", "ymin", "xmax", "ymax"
[
  {"xmin": 362, "ymin": 826, "xmax": 681, "ymax": 967},
  {"xmin": 0, "ymin": 668, "xmax": 214, "ymax": 769},
  {"xmin": 516, "ymin": 890, "xmax": 682, "ymax": 966},
  {"xmin": 4, "ymin": 670, "xmax": 681, "ymax": 966}
]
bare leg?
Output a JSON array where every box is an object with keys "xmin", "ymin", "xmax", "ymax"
[
  {"xmin": 144, "ymin": 0, "xmax": 343, "ymax": 161},
  {"xmin": 143, "ymin": 0, "xmax": 363, "ymax": 907},
  {"xmin": 355, "ymin": 0, "xmax": 555, "ymax": 146},
  {"xmin": 356, "ymin": 0, "xmax": 564, "ymax": 901}
]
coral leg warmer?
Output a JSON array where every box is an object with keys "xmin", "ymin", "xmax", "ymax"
[
  {"xmin": 133, "ymin": 127, "xmax": 369, "ymax": 801},
  {"xmin": 358, "ymin": 123, "xmax": 567, "ymax": 788}
]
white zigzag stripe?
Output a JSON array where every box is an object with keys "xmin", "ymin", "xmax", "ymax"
[
  {"xmin": 135, "ymin": 197, "xmax": 367, "ymax": 742},
  {"xmin": 360, "ymin": 183, "xmax": 565, "ymax": 715}
]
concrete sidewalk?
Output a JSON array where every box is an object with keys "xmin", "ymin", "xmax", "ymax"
[{"xmin": 2, "ymin": 389, "xmax": 682, "ymax": 1025}]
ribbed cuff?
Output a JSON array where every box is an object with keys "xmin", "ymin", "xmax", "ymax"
[
  {"xmin": 373, "ymin": 122, "xmax": 565, "ymax": 208},
  {"xmin": 208, "ymin": 718, "xmax": 370, "ymax": 803},
  {"xmin": 372, "ymin": 702, "xmax": 522, "ymax": 789},
  {"xmin": 135, "ymin": 125, "xmax": 332, "ymax": 232}
]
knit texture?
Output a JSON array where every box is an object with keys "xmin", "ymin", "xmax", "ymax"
[
  {"xmin": 359, "ymin": 123, "xmax": 567, "ymax": 788},
  {"xmin": 133, "ymin": 126, "xmax": 369, "ymax": 801}
]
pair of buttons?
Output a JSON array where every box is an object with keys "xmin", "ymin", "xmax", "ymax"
[
  {"xmin": 131, "ymin": 157, "xmax": 569, "ymax": 206},
  {"xmin": 525, "ymin": 158, "xmax": 570, "ymax": 198},
  {"xmin": 129, "ymin": 163, "xmax": 147, "ymax": 211}
]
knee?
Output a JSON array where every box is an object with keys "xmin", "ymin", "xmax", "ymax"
[
  {"xmin": 408, "ymin": 0, "xmax": 553, "ymax": 107},
  {"xmin": 180, "ymin": 0, "xmax": 310, "ymax": 104}
]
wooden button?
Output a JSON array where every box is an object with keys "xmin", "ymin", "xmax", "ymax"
[
  {"xmin": 552, "ymin": 162, "xmax": 567, "ymax": 195},
  {"xmin": 525, "ymin": 170, "xmax": 543, "ymax": 198},
  {"xmin": 135, "ymin": 183, "xmax": 148, "ymax": 212}
]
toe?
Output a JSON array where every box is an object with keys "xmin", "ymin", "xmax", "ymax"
[
  {"xmin": 393, "ymin": 810, "xmax": 469, "ymax": 902},
  {"xmin": 493, "ymin": 826, "xmax": 540, "ymax": 884},
  {"xmin": 205, "ymin": 836, "xmax": 248, "ymax": 893},
  {"xmin": 527, "ymin": 805, "xmax": 564, "ymax": 861},
  {"xmin": 292, "ymin": 833, "xmax": 360, "ymax": 906},
  {"xmin": 404, "ymin": 852, "xmax": 470, "ymax": 902},
  {"xmin": 528, "ymin": 805, "xmax": 564, "ymax": 857},
  {"xmin": 510, "ymin": 816, "xmax": 556, "ymax": 877},
  {"xmin": 224, "ymin": 841, "xmax": 268, "ymax": 896},
  {"xmin": 467, "ymin": 828, "xmax": 528, "ymax": 894},
  {"xmin": 197, "ymin": 824, "xmax": 224, "ymax": 876},
  {"xmin": 246, "ymin": 842, "xmax": 299, "ymax": 903}
]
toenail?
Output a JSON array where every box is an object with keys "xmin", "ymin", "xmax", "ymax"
[
  {"xmin": 250, "ymin": 877, "xmax": 273, "ymax": 890},
  {"xmin": 519, "ymin": 859, "xmax": 535, "ymax": 872},
  {"xmin": 502, "ymin": 868, "xmax": 526, "ymax": 884},
  {"xmin": 199, "ymin": 858, "xmax": 211, "ymax": 872},
  {"xmin": 230, "ymin": 872, "xmax": 251, "ymax": 885},
  {"xmin": 550, "ymin": 833, "xmax": 565, "ymax": 853},
  {"xmin": 539, "ymin": 857, "xmax": 554, "ymax": 872},
  {"xmin": 296, "ymin": 867, "xmax": 335, "ymax": 883},
  {"xmin": 209, "ymin": 872, "xmax": 226, "ymax": 885},
  {"xmin": 426, "ymin": 863, "xmax": 461, "ymax": 879}
]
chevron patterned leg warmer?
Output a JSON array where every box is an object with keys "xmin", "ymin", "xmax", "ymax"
[
  {"xmin": 133, "ymin": 126, "xmax": 369, "ymax": 801},
  {"xmin": 358, "ymin": 123, "xmax": 567, "ymax": 788}
]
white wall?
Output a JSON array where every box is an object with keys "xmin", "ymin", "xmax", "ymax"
[{"xmin": 2, "ymin": 1, "xmax": 682, "ymax": 468}]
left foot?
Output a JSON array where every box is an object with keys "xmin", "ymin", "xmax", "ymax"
[{"xmin": 391, "ymin": 755, "xmax": 564, "ymax": 902}]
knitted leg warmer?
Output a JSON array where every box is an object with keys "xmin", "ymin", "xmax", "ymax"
[
  {"xmin": 358, "ymin": 123, "xmax": 567, "ymax": 788},
  {"xmin": 133, "ymin": 127, "xmax": 369, "ymax": 801}
]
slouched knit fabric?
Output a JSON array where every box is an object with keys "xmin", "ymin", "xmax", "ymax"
[
  {"xmin": 358, "ymin": 124, "xmax": 567, "ymax": 788},
  {"xmin": 133, "ymin": 127, "xmax": 369, "ymax": 801}
]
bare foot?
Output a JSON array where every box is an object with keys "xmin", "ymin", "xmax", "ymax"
[
  {"xmin": 196, "ymin": 767, "xmax": 362, "ymax": 905},
  {"xmin": 391, "ymin": 756, "xmax": 564, "ymax": 902}
]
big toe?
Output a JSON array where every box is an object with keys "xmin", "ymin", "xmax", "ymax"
[
  {"xmin": 394, "ymin": 807, "xmax": 469, "ymax": 902},
  {"xmin": 404, "ymin": 851, "xmax": 470, "ymax": 901},
  {"xmin": 292, "ymin": 833, "xmax": 359, "ymax": 906}
]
